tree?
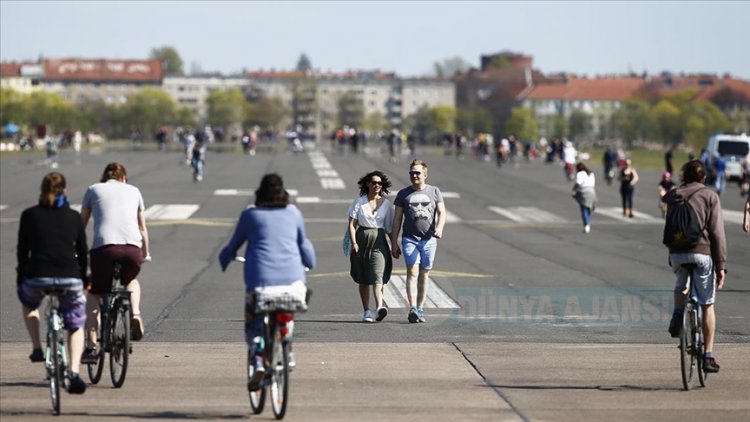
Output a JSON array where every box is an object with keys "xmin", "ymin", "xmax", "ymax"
[
  {"xmin": 652, "ymin": 100, "xmax": 682, "ymax": 145},
  {"xmin": 429, "ymin": 106, "xmax": 457, "ymax": 138},
  {"xmin": 504, "ymin": 107, "xmax": 538, "ymax": 142},
  {"xmin": 611, "ymin": 98, "xmax": 652, "ymax": 146},
  {"xmin": 486, "ymin": 56, "xmax": 512, "ymax": 70},
  {"xmin": 433, "ymin": 56, "xmax": 471, "ymax": 78},
  {"xmin": 149, "ymin": 46, "xmax": 184, "ymax": 76},
  {"xmin": 0, "ymin": 87, "xmax": 27, "ymax": 125},
  {"xmin": 296, "ymin": 53, "xmax": 312, "ymax": 73},
  {"xmin": 121, "ymin": 87, "xmax": 178, "ymax": 138},
  {"xmin": 362, "ymin": 111, "xmax": 388, "ymax": 134},
  {"xmin": 682, "ymin": 101, "xmax": 731, "ymax": 149},
  {"xmin": 336, "ymin": 91, "xmax": 364, "ymax": 129},
  {"xmin": 568, "ymin": 109, "xmax": 592, "ymax": 141},
  {"xmin": 206, "ymin": 88, "xmax": 248, "ymax": 132},
  {"xmin": 246, "ymin": 96, "xmax": 288, "ymax": 131},
  {"xmin": 25, "ymin": 91, "xmax": 75, "ymax": 132}
]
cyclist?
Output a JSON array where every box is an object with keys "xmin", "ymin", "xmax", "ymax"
[
  {"xmin": 16, "ymin": 172, "xmax": 88, "ymax": 394},
  {"xmin": 664, "ymin": 160, "xmax": 727, "ymax": 373},
  {"xmin": 80, "ymin": 163, "xmax": 150, "ymax": 363},
  {"xmin": 219, "ymin": 173, "xmax": 315, "ymax": 390}
]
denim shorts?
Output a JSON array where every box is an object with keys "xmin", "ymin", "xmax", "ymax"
[
  {"xmin": 18, "ymin": 277, "xmax": 86, "ymax": 330},
  {"xmin": 669, "ymin": 253, "xmax": 716, "ymax": 305},
  {"xmin": 402, "ymin": 236, "xmax": 437, "ymax": 269}
]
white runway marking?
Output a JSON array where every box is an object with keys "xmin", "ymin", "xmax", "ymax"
[
  {"xmin": 316, "ymin": 169, "xmax": 339, "ymax": 177},
  {"xmin": 442, "ymin": 192, "xmax": 461, "ymax": 199},
  {"xmin": 296, "ymin": 197, "xmax": 353, "ymax": 204},
  {"xmin": 445, "ymin": 210, "xmax": 462, "ymax": 223},
  {"xmin": 321, "ymin": 178, "xmax": 346, "ymax": 189},
  {"xmin": 489, "ymin": 206, "xmax": 566, "ymax": 223},
  {"xmin": 214, "ymin": 189, "xmax": 298, "ymax": 196},
  {"xmin": 722, "ymin": 210, "xmax": 744, "ymax": 224},
  {"xmin": 384, "ymin": 276, "xmax": 460, "ymax": 309},
  {"xmin": 0, "ymin": 205, "xmax": 7, "ymax": 211},
  {"xmin": 595, "ymin": 207, "xmax": 661, "ymax": 223},
  {"xmin": 144, "ymin": 204, "xmax": 200, "ymax": 220}
]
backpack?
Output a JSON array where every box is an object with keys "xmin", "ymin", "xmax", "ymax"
[{"xmin": 662, "ymin": 188, "xmax": 706, "ymax": 251}]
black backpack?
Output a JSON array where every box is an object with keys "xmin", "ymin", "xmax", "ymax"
[{"xmin": 662, "ymin": 188, "xmax": 706, "ymax": 251}]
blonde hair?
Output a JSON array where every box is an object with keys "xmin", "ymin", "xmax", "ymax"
[
  {"xmin": 39, "ymin": 172, "xmax": 66, "ymax": 207},
  {"xmin": 410, "ymin": 159, "xmax": 427, "ymax": 171},
  {"xmin": 100, "ymin": 162, "xmax": 127, "ymax": 183}
]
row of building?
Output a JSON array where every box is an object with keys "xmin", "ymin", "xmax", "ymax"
[{"xmin": 2, "ymin": 52, "xmax": 748, "ymax": 141}]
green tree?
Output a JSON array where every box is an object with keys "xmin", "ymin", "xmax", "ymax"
[
  {"xmin": 472, "ymin": 108, "xmax": 494, "ymax": 134},
  {"xmin": 0, "ymin": 87, "xmax": 27, "ymax": 125},
  {"xmin": 362, "ymin": 111, "xmax": 388, "ymax": 134},
  {"xmin": 611, "ymin": 98, "xmax": 652, "ymax": 146},
  {"xmin": 149, "ymin": 46, "xmax": 184, "ymax": 76},
  {"xmin": 504, "ymin": 107, "xmax": 538, "ymax": 142},
  {"xmin": 336, "ymin": 91, "xmax": 364, "ymax": 128},
  {"xmin": 246, "ymin": 96, "xmax": 288, "ymax": 131},
  {"xmin": 568, "ymin": 109, "xmax": 592, "ymax": 141},
  {"xmin": 122, "ymin": 87, "xmax": 178, "ymax": 138},
  {"xmin": 296, "ymin": 53, "xmax": 312, "ymax": 73},
  {"xmin": 206, "ymin": 88, "xmax": 248, "ymax": 132},
  {"xmin": 682, "ymin": 101, "xmax": 732, "ymax": 149},
  {"xmin": 486, "ymin": 56, "xmax": 511, "ymax": 70},
  {"xmin": 402, "ymin": 106, "xmax": 433, "ymax": 142},
  {"xmin": 25, "ymin": 91, "xmax": 75, "ymax": 132},
  {"xmin": 429, "ymin": 106, "xmax": 456, "ymax": 136},
  {"xmin": 550, "ymin": 115, "xmax": 569, "ymax": 140},
  {"xmin": 433, "ymin": 56, "xmax": 471, "ymax": 78},
  {"xmin": 652, "ymin": 100, "xmax": 682, "ymax": 145}
]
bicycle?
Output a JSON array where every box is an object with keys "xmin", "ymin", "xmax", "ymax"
[
  {"xmin": 86, "ymin": 261, "xmax": 132, "ymax": 388},
  {"xmin": 678, "ymin": 263, "xmax": 708, "ymax": 391},
  {"xmin": 245, "ymin": 280, "xmax": 310, "ymax": 419},
  {"xmin": 43, "ymin": 286, "xmax": 70, "ymax": 415}
]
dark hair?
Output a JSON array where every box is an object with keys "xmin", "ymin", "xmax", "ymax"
[
  {"xmin": 39, "ymin": 172, "xmax": 66, "ymax": 207},
  {"xmin": 100, "ymin": 162, "xmax": 127, "ymax": 183},
  {"xmin": 357, "ymin": 170, "xmax": 392, "ymax": 197},
  {"xmin": 255, "ymin": 173, "xmax": 289, "ymax": 207},
  {"xmin": 575, "ymin": 162, "xmax": 591, "ymax": 174},
  {"xmin": 681, "ymin": 159, "xmax": 706, "ymax": 184}
]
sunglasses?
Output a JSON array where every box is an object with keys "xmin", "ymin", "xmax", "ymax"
[
  {"xmin": 409, "ymin": 171, "xmax": 422, "ymax": 176},
  {"xmin": 369, "ymin": 180, "xmax": 382, "ymax": 185}
]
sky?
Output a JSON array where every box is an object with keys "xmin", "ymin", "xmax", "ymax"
[{"xmin": 1, "ymin": 1, "xmax": 749, "ymax": 79}]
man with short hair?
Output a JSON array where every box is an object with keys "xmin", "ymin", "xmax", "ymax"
[
  {"xmin": 663, "ymin": 160, "xmax": 727, "ymax": 373},
  {"xmin": 391, "ymin": 160, "xmax": 446, "ymax": 323}
]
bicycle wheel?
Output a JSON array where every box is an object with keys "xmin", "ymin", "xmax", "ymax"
[
  {"xmin": 109, "ymin": 302, "xmax": 130, "ymax": 388},
  {"xmin": 87, "ymin": 302, "xmax": 106, "ymax": 384},
  {"xmin": 680, "ymin": 304, "xmax": 696, "ymax": 391},
  {"xmin": 248, "ymin": 350, "xmax": 266, "ymax": 414},
  {"xmin": 48, "ymin": 325, "xmax": 62, "ymax": 415},
  {"xmin": 270, "ymin": 339, "xmax": 290, "ymax": 420}
]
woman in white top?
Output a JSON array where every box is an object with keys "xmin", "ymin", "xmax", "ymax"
[
  {"xmin": 572, "ymin": 162, "xmax": 597, "ymax": 234},
  {"xmin": 347, "ymin": 171, "xmax": 394, "ymax": 322}
]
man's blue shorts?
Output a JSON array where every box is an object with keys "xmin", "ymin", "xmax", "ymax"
[{"xmin": 402, "ymin": 236, "xmax": 437, "ymax": 269}]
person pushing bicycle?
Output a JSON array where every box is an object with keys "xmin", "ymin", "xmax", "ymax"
[
  {"xmin": 16, "ymin": 172, "xmax": 88, "ymax": 394},
  {"xmin": 664, "ymin": 160, "xmax": 727, "ymax": 373},
  {"xmin": 219, "ymin": 173, "xmax": 315, "ymax": 390}
]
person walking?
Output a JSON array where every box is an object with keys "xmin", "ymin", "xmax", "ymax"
[
  {"xmin": 743, "ymin": 191, "xmax": 749, "ymax": 233},
  {"xmin": 664, "ymin": 160, "xmax": 727, "ymax": 373},
  {"xmin": 619, "ymin": 158, "xmax": 639, "ymax": 217},
  {"xmin": 390, "ymin": 160, "xmax": 447, "ymax": 323},
  {"xmin": 347, "ymin": 171, "xmax": 394, "ymax": 322},
  {"xmin": 16, "ymin": 172, "xmax": 88, "ymax": 394},
  {"xmin": 219, "ymin": 174, "xmax": 315, "ymax": 390},
  {"xmin": 572, "ymin": 162, "xmax": 596, "ymax": 234},
  {"xmin": 658, "ymin": 171, "xmax": 676, "ymax": 218},
  {"xmin": 80, "ymin": 163, "xmax": 150, "ymax": 363}
]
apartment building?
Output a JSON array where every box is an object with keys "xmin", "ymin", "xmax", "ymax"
[
  {"xmin": 0, "ymin": 61, "xmax": 43, "ymax": 94},
  {"xmin": 162, "ymin": 75, "xmax": 248, "ymax": 122}
]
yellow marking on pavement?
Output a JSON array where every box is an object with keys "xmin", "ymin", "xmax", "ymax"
[{"xmin": 148, "ymin": 220, "xmax": 234, "ymax": 227}]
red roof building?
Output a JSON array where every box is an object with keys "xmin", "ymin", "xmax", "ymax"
[{"xmin": 42, "ymin": 58, "xmax": 163, "ymax": 82}]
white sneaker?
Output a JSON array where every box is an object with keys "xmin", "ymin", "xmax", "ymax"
[
  {"xmin": 362, "ymin": 309, "xmax": 374, "ymax": 323},
  {"xmin": 584, "ymin": 225, "xmax": 591, "ymax": 234}
]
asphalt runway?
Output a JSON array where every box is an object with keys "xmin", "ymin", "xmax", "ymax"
[{"xmin": 1, "ymin": 142, "xmax": 748, "ymax": 420}]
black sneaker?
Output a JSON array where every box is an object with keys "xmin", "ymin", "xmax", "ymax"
[
  {"xmin": 29, "ymin": 348, "xmax": 44, "ymax": 363},
  {"xmin": 66, "ymin": 373, "xmax": 87, "ymax": 394},
  {"xmin": 703, "ymin": 357, "xmax": 720, "ymax": 373},
  {"xmin": 81, "ymin": 347, "xmax": 99, "ymax": 364},
  {"xmin": 668, "ymin": 312, "xmax": 682, "ymax": 338}
]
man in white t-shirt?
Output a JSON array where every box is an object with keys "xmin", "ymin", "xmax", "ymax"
[{"xmin": 80, "ymin": 163, "xmax": 150, "ymax": 363}]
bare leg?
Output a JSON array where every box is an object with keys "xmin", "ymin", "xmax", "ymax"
[
  {"xmin": 127, "ymin": 279, "xmax": 142, "ymax": 315},
  {"xmin": 373, "ymin": 283, "xmax": 384, "ymax": 309},
  {"xmin": 358, "ymin": 283, "xmax": 370, "ymax": 310},
  {"xmin": 416, "ymin": 269, "xmax": 429, "ymax": 308},
  {"xmin": 85, "ymin": 293, "xmax": 102, "ymax": 348},
  {"xmin": 22, "ymin": 305, "xmax": 41, "ymax": 350},
  {"xmin": 68, "ymin": 328, "xmax": 84, "ymax": 374},
  {"xmin": 405, "ymin": 264, "xmax": 418, "ymax": 307},
  {"xmin": 703, "ymin": 304, "xmax": 716, "ymax": 353}
]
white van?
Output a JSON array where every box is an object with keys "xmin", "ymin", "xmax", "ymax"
[{"xmin": 707, "ymin": 133, "xmax": 750, "ymax": 181}]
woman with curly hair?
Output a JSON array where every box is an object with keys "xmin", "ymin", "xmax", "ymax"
[{"xmin": 347, "ymin": 170, "xmax": 394, "ymax": 322}]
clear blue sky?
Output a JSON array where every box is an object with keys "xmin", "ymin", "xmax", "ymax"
[{"xmin": 1, "ymin": 1, "xmax": 748, "ymax": 79}]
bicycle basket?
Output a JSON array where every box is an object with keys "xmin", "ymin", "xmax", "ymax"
[{"xmin": 247, "ymin": 283, "xmax": 309, "ymax": 313}]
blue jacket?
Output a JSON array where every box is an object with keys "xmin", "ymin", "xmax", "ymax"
[{"xmin": 219, "ymin": 205, "xmax": 315, "ymax": 290}]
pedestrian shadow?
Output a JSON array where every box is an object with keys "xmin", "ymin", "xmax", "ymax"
[
  {"xmin": 0, "ymin": 410, "xmax": 249, "ymax": 419},
  {"xmin": 0, "ymin": 380, "xmax": 47, "ymax": 388},
  {"xmin": 485, "ymin": 384, "xmax": 681, "ymax": 392}
]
